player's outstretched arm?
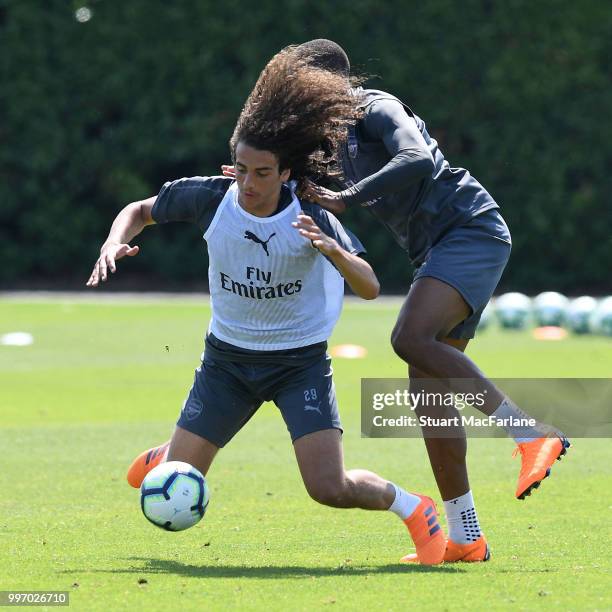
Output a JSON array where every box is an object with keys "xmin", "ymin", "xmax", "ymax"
[
  {"xmin": 86, "ymin": 196, "xmax": 156, "ymax": 287},
  {"xmin": 292, "ymin": 214, "xmax": 379, "ymax": 300}
]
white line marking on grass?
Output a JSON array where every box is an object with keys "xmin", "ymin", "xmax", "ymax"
[{"xmin": 1, "ymin": 332, "xmax": 34, "ymax": 346}]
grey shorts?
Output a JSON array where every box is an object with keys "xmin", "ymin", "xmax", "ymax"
[
  {"xmin": 413, "ymin": 208, "xmax": 512, "ymax": 339},
  {"xmin": 176, "ymin": 335, "xmax": 342, "ymax": 447}
]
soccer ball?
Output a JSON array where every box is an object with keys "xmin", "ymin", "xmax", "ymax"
[
  {"xmin": 495, "ymin": 292, "xmax": 531, "ymax": 329},
  {"xmin": 566, "ymin": 296, "xmax": 597, "ymax": 334},
  {"xmin": 140, "ymin": 461, "xmax": 209, "ymax": 531},
  {"xmin": 532, "ymin": 292, "xmax": 569, "ymax": 327},
  {"xmin": 591, "ymin": 296, "xmax": 612, "ymax": 336}
]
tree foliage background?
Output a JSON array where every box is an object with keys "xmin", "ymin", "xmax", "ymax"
[{"xmin": 2, "ymin": 0, "xmax": 611, "ymax": 293}]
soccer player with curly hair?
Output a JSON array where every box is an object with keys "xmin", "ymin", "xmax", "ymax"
[{"xmin": 87, "ymin": 48, "xmax": 448, "ymax": 564}]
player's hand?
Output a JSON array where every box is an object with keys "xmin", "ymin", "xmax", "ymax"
[
  {"xmin": 302, "ymin": 179, "xmax": 346, "ymax": 215},
  {"xmin": 292, "ymin": 214, "xmax": 339, "ymax": 256},
  {"xmin": 221, "ymin": 165, "xmax": 236, "ymax": 179},
  {"xmin": 86, "ymin": 242, "xmax": 140, "ymax": 287}
]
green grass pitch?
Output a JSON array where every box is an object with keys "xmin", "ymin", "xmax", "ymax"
[{"xmin": 0, "ymin": 296, "xmax": 610, "ymax": 611}]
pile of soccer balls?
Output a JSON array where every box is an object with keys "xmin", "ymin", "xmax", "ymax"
[
  {"xmin": 140, "ymin": 461, "xmax": 209, "ymax": 531},
  {"xmin": 479, "ymin": 292, "xmax": 612, "ymax": 335}
]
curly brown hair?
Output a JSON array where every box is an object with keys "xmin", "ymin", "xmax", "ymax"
[{"xmin": 230, "ymin": 46, "xmax": 362, "ymax": 188}]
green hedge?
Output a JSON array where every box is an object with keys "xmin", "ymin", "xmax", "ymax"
[{"xmin": 2, "ymin": 0, "xmax": 611, "ymax": 293}]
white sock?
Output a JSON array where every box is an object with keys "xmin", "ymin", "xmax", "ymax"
[
  {"xmin": 444, "ymin": 490, "xmax": 481, "ymax": 545},
  {"xmin": 492, "ymin": 398, "xmax": 548, "ymax": 443},
  {"xmin": 388, "ymin": 483, "xmax": 421, "ymax": 520}
]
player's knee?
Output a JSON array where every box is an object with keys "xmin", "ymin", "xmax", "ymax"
[
  {"xmin": 305, "ymin": 478, "xmax": 350, "ymax": 508},
  {"xmin": 390, "ymin": 324, "xmax": 428, "ymax": 365}
]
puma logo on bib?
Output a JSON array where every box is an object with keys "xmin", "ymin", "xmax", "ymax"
[{"xmin": 244, "ymin": 230, "xmax": 276, "ymax": 256}]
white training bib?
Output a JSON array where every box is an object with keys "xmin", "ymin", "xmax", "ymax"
[{"xmin": 204, "ymin": 183, "xmax": 344, "ymax": 350}]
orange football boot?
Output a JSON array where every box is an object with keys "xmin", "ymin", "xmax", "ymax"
[
  {"xmin": 514, "ymin": 435, "xmax": 570, "ymax": 500},
  {"xmin": 126, "ymin": 441, "xmax": 170, "ymax": 488},
  {"xmin": 401, "ymin": 534, "xmax": 490, "ymax": 563},
  {"xmin": 400, "ymin": 495, "xmax": 446, "ymax": 565}
]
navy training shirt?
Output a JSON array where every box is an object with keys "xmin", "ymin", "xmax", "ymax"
[{"xmin": 340, "ymin": 89, "xmax": 498, "ymax": 265}]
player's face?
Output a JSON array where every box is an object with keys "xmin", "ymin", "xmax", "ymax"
[{"xmin": 234, "ymin": 141, "xmax": 291, "ymax": 215}]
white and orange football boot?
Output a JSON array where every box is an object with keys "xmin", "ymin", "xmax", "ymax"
[
  {"xmin": 126, "ymin": 441, "xmax": 170, "ymax": 488},
  {"xmin": 514, "ymin": 434, "xmax": 570, "ymax": 500},
  {"xmin": 401, "ymin": 534, "xmax": 490, "ymax": 564},
  {"xmin": 401, "ymin": 495, "xmax": 446, "ymax": 565}
]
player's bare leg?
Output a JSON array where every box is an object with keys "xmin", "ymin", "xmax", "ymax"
[
  {"xmin": 166, "ymin": 426, "xmax": 219, "ymax": 477},
  {"xmin": 293, "ymin": 428, "xmax": 394, "ymax": 509},
  {"xmin": 391, "ymin": 277, "xmax": 568, "ymax": 501},
  {"xmin": 408, "ymin": 340, "xmax": 471, "ymax": 502},
  {"xmin": 391, "ymin": 278, "xmax": 503, "ymax": 407},
  {"xmin": 392, "ymin": 282, "xmax": 491, "ymax": 561},
  {"xmin": 405, "ymin": 350, "xmax": 489, "ymax": 562},
  {"xmin": 393, "ymin": 278, "xmax": 567, "ymax": 561},
  {"xmin": 293, "ymin": 428, "xmax": 446, "ymax": 564}
]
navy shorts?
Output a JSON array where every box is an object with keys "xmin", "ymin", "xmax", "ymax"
[
  {"xmin": 176, "ymin": 335, "xmax": 342, "ymax": 447},
  {"xmin": 413, "ymin": 208, "xmax": 512, "ymax": 339}
]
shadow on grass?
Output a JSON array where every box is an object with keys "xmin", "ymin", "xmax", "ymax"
[{"xmin": 63, "ymin": 557, "xmax": 466, "ymax": 578}]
